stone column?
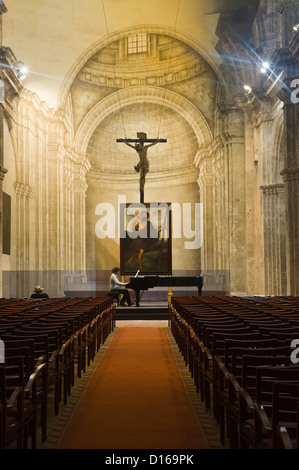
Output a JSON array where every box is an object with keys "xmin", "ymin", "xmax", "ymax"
[
  {"xmin": 278, "ymin": 0, "xmax": 299, "ymax": 47},
  {"xmin": 281, "ymin": 168, "xmax": 299, "ymax": 294},
  {"xmin": 281, "ymin": 98, "xmax": 297, "ymax": 297},
  {"xmin": 221, "ymin": 103, "xmax": 246, "ymax": 295},
  {"xmin": 260, "ymin": 183, "xmax": 287, "ymax": 295},
  {"xmin": 272, "ymin": 31, "xmax": 299, "ymax": 294},
  {"xmin": 280, "ymin": 80, "xmax": 299, "ymax": 296},
  {"xmin": 71, "ymin": 168, "xmax": 88, "ymax": 286},
  {"xmin": 196, "ymin": 146, "xmax": 218, "ymax": 292},
  {"xmin": 0, "ymin": 4, "xmax": 8, "ymax": 297},
  {"xmin": 210, "ymin": 139, "xmax": 229, "ymax": 293},
  {"xmin": 277, "ymin": 183, "xmax": 288, "ymax": 294},
  {"xmin": 46, "ymin": 125, "xmax": 66, "ymax": 296},
  {"xmin": 0, "ymin": 164, "xmax": 7, "ymax": 296},
  {"xmin": 14, "ymin": 182, "xmax": 33, "ymax": 297}
]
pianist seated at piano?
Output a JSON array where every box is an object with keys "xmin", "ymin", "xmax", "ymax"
[{"xmin": 109, "ymin": 267, "xmax": 133, "ymax": 307}]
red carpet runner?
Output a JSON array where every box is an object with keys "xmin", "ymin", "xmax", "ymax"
[{"xmin": 58, "ymin": 327, "xmax": 206, "ymax": 449}]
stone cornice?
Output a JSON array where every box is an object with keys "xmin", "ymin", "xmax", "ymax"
[
  {"xmin": 260, "ymin": 183, "xmax": 285, "ymax": 195},
  {"xmin": 20, "ymin": 89, "xmax": 56, "ymax": 121},
  {"xmin": 281, "ymin": 167, "xmax": 299, "ymax": 181},
  {"xmin": 87, "ymin": 165, "xmax": 198, "ymax": 189},
  {"xmin": 249, "ymin": 100, "xmax": 284, "ymax": 128},
  {"xmin": 79, "ymin": 53, "xmax": 207, "ymax": 88},
  {"xmin": 218, "ymin": 100, "xmax": 237, "ymax": 114}
]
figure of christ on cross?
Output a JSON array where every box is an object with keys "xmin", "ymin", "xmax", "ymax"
[{"xmin": 117, "ymin": 133, "xmax": 167, "ymax": 203}]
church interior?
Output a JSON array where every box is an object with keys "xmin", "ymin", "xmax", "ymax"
[{"xmin": 0, "ymin": 0, "xmax": 299, "ymax": 453}]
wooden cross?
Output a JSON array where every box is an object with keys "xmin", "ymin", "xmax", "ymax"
[{"xmin": 117, "ymin": 132, "xmax": 167, "ymax": 203}]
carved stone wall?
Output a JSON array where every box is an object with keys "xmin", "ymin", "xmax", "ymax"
[
  {"xmin": 2, "ymin": 1, "xmax": 298, "ymax": 297},
  {"xmin": 2, "ymin": 90, "xmax": 89, "ymax": 297}
]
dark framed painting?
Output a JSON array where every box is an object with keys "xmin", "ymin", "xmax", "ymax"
[{"xmin": 120, "ymin": 202, "xmax": 172, "ymax": 275}]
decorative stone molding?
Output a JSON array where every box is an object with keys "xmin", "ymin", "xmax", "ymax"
[
  {"xmin": 260, "ymin": 183, "xmax": 285, "ymax": 195},
  {"xmin": 14, "ymin": 182, "xmax": 34, "ymax": 198},
  {"xmin": 58, "ymin": 24, "xmax": 225, "ymax": 109},
  {"xmin": 281, "ymin": 167, "xmax": 299, "ymax": 181},
  {"xmin": 79, "ymin": 53, "xmax": 207, "ymax": 89},
  {"xmin": 87, "ymin": 164, "xmax": 198, "ymax": 189},
  {"xmin": 194, "ymin": 137, "xmax": 224, "ymax": 169},
  {"xmin": 0, "ymin": 46, "xmax": 23, "ymax": 111},
  {"xmin": 0, "ymin": 166, "xmax": 7, "ymax": 180},
  {"xmin": 0, "ymin": 2, "xmax": 7, "ymax": 15},
  {"xmin": 19, "ymin": 89, "xmax": 56, "ymax": 121},
  {"xmin": 73, "ymin": 180, "xmax": 88, "ymax": 194},
  {"xmin": 74, "ymin": 86, "xmax": 212, "ymax": 158}
]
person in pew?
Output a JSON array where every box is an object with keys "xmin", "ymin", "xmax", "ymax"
[
  {"xmin": 109, "ymin": 267, "xmax": 133, "ymax": 307},
  {"xmin": 30, "ymin": 285, "xmax": 50, "ymax": 299}
]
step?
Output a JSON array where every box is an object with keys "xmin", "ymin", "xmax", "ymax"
[{"xmin": 115, "ymin": 305, "xmax": 168, "ymax": 321}]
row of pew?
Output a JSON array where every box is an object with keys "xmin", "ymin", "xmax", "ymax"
[
  {"xmin": 169, "ymin": 295, "xmax": 299, "ymax": 449},
  {"xmin": 0, "ymin": 296, "xmax": 115, "ymax": 449}
]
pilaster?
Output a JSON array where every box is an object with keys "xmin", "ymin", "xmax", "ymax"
[
  {"xmin": 272, "ymin": 32, "xmax": 299, "ymax": 295},
  {"xmin": 260, "ymin": 183, "xmax": 287, "ymax": 295},
  {"xmin": 220, "ymin": 102, "xmax": 246, "ymax": 295},
  {"xmin": 281, "ymin": 168, "xmax": 299, "ymax": 294}
]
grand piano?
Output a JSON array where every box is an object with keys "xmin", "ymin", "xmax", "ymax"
[{"xmin": 128, "ymin": 275, "xmax": 203, "ymax": 307}]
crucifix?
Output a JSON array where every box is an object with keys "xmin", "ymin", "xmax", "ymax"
[{"xmin": 117, "ymin": 132, "xmax": 167, "ymax": 203}]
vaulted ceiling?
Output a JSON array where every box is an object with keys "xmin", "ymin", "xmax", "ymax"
[{"xmin": 3, "ymin": 0, "xmax": 222, "ymax": 108}]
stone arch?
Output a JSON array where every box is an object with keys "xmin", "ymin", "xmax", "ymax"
[
  {"xmin": 74, "ymin": 86, "xmax": 212, "ymax": 160},
  {"xmin": 58, "ymin": 24, "xmax": 225, "ymax": 109}
]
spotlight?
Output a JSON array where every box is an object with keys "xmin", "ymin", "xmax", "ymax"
[
  {"xmin": 260, "ymin": 61, "xmax": 270, "ymax": 74},
  {"xmin": 12, "ymin": 60, "xmax": 28, "ymax": 81},
  {"xmin": 293, "ymin": 24, "xmax": 299, "ymax": 32},
  {"xmin": 13, "ymin": 60, "xmax": 24, "ymax": 69},
  {"xmin": 244, "ymin": 85, "xmax": 252, "ymax": 93}
]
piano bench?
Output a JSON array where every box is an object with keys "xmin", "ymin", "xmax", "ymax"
[{"xmin": 107, "ymin": 291, "xmax": 123, "ymax": 306}]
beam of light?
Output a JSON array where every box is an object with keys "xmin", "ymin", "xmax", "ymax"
[
  {"xmin": 28, "ymin": 69, "xmax": 63, "ymax": 81},
  {"xmin": 220, "ymin": 54, "xmax": 257, "ymax": 66},
  {"xmin": 233, "ymin": 31, "xmax": 294, "ymax": 96},
  {"xmin": 0, "ymin": 62, "xmax": 62, "ymax": 81}
]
